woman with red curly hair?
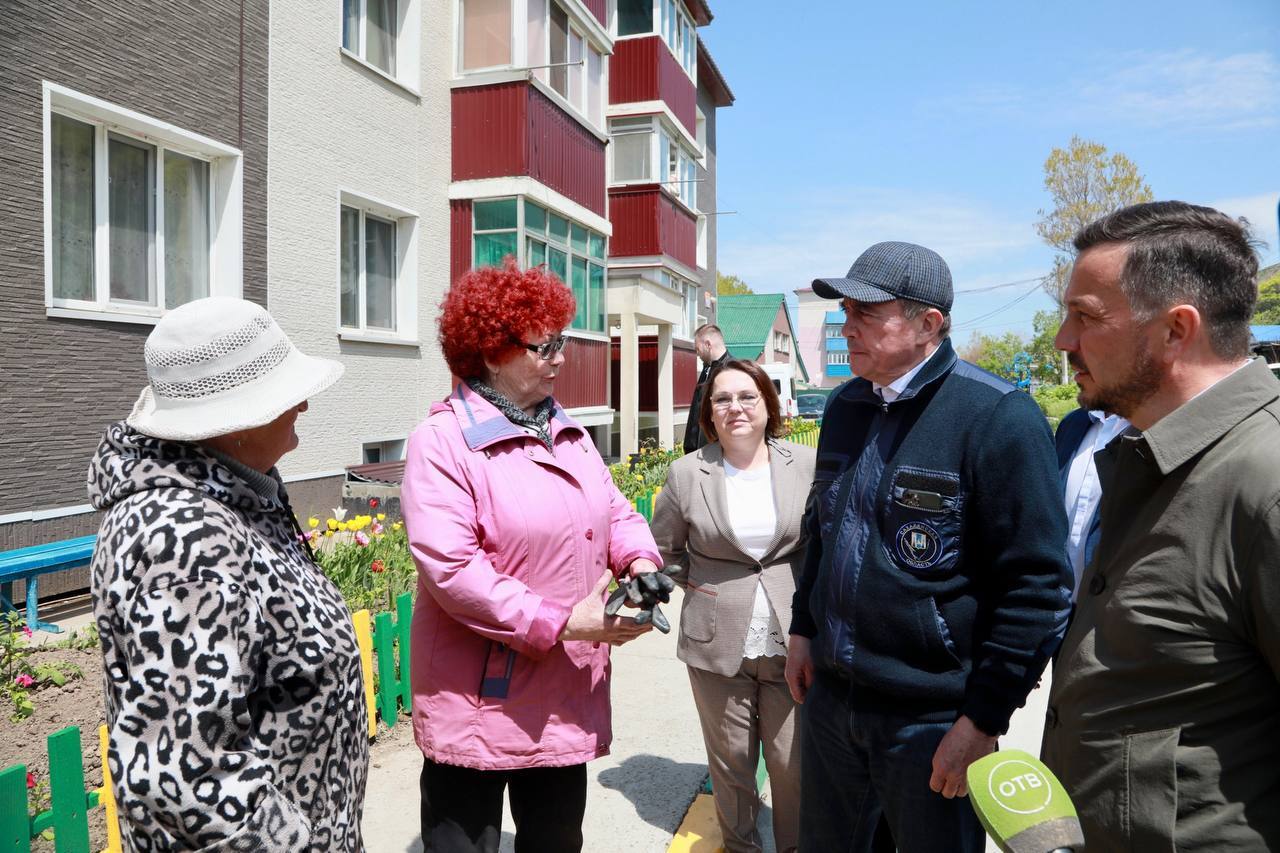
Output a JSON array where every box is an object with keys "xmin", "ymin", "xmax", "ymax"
[{"xmin": 401, "ymin": 262, "xmax": 663, "ymax": 852}]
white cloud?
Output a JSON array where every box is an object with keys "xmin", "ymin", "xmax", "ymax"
[
  {"xmin": 718, "ymin": 187, "xmax": 1045, "ymax": 297},
  {"xmin": 937, "ymin": 49, "xmax": 1280, "ymax": 133},
  {"xmin": 1074, "ymin": 50, "xmax": 1280, "ymax": 131}
]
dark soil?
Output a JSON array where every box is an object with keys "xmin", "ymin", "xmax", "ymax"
[
  {"xmin": 4, "ymin": 642, "xmax": 409, "ymax": 851},
  {"xmin": 1, "ymin": 645, "xmax": 107, "ymax": 851}
]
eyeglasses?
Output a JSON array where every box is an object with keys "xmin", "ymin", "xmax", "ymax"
[
  {"xmin": 515, "ymin": 335, "xmax": 568, "ymax": 361},
  {"xmin": 710, "ymin": 392, "xmax": 761, "ymax": 411}
]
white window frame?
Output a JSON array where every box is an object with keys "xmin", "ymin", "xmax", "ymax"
[
  {"xmin": 43, "ymin": 82, "xmax": 243, "ymax": 325},
  {"xmin": 339, "ymin": 0, "xmax": 423, "ymax": 95},
  {"xmin": 336, "ymin": 189, "xmax": 420, "ymax": 345},
  {"xmin": 827, "ymin": 351, "xmax": 849, "ymax": 366},
  {"xmin": 454, "ymin": 0, "xmax": 610, "ymax": 133},
  {"xmin": 651, "ymin": 0, "xmax": 696, "ymax": 82},
  {"xmin": 470, "ymin": 195, "xmax": 610, "ymax": 337},
  {"xmin": 607, "ymin": 114, "xmax": 699, "ymax": 213},
  {"xmin": 362, "ymin": 436, "xmax": 407, "ymax": 463},
  {"xmin": 825, "ymin": 324, "xmax": 843, "ymax": 338}
]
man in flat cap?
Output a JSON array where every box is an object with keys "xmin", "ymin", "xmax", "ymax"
[{"xmin": 785, "ymin": 241, "xmax": 1072, "ymax": 851}]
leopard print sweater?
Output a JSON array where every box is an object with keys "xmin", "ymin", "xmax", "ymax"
[{"xmin": 88, "ymin": 423, "xmax": 368, "ymax": 852}]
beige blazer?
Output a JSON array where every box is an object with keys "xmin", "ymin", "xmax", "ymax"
[{"xmin": 651, "ymin": 439, "xmax": 817, "ymax": 677}]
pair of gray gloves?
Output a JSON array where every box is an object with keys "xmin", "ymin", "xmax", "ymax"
[{"xmin": 605, "ymin": 567, "xmax": 680, "ymax": 633}]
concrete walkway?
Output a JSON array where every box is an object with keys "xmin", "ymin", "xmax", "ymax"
[
  {"xmin": 361, "ymin": 590, "xmax": 711, "ymax": 852},
  {"xmin": 359, "ymin": 586, "xmax": 1055, "ymax": 852}
]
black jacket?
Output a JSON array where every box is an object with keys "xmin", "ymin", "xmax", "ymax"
[
  {"xmin": 790, "ymin": 339, "xmax": 1071, "ymax": 735},
  {"xmin": 682, "ymin": 351, "xmax": 731, "ymax": 454}
]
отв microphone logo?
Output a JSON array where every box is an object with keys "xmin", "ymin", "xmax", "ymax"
[{"xmin": 985, "ymin": 758, "xmax": 1053, "ymax": 816}]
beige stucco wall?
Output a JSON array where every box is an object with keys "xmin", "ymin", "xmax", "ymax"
[{"xmin": 267, "ymin": 0, "xmax": 452, "ymax": 482}]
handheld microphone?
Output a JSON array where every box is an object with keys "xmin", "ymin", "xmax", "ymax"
[{"xmin": 966, "ymin": 749, "xmax": 1084, "ymax": 853}]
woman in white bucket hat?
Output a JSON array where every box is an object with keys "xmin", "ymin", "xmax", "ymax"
[{"xmin": 87, "ymin": 297, "xmax": 368, "ymax": 852}]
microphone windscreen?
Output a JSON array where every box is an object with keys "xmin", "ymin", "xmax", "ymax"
[{"xmin": 966, "ymin": 749, "xmax": 1085, "ymax": 853}]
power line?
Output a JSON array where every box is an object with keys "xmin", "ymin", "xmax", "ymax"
[
  {"xmin": 953, "ymin": 275, "xmax": 1046, "ymax": 295},
  {"xmin": 951, "ymin": 280, "xmax": 1048, "ymax": 330}
]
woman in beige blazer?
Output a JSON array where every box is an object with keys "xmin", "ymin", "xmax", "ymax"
[{"xmin": 651, "ymin": 359, "xmax": 815, "ymax": 853}]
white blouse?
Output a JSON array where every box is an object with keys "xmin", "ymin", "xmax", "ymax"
[{"xmin": 722, "ymin": 459, "xmax": 787, "ymax": 659}]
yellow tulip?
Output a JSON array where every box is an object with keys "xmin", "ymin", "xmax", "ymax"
[
  {"xmin": 327, "ymin": 518, "xmax": 338, "ymax": 531},
  {"xmin": 324, "ymin": 530, "xmax": 334, "ymax": 538},
  {"xmin": 376, "ymin": 513, "xmax": 386, "ymax": 521},
  {"xmin": 308, "ymin": 517, "xmax": 320, "ymax": 529},
  {"xmin": 338, "ymin": 521, "xmax": 349, "ymax": 532}
]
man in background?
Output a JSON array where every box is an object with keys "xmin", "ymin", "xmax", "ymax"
[{"xmin": 683, "ymin": 324, "xmax": 730, "ymax": 453}]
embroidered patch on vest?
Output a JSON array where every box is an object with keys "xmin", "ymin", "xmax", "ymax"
[{"xmin": 895, "ymin": 521, "xmax": 943, "ymax": 569}]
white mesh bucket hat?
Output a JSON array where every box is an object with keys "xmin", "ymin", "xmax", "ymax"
[{"xmin": 127, "ymin": 297, "xmax": 345, "ymax": 441}]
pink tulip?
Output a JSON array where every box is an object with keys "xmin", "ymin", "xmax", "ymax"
[
  {"xmin": 355, "ymin": 531, "xmax": 370, "ymax": 547},
  {"xmin": 21, "ymin": 626, "xmax": 33, "ymax": 639},
  {"xmin": 14, "ymin": 674, "xmax": 35, "ymax": 688}
]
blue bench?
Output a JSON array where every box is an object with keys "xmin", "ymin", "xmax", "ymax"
[{"xmin": 0, "ymin": 535, "xmax": 96, "ymax": 634}]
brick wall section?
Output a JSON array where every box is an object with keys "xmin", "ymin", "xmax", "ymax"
[{"xmin": 0, "ymin": 0, "xmax": 269, "ymax": 521}]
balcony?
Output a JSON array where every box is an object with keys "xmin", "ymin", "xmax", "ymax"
[
  {"xmin": 609, "ymin": 36, "xmax": 697, "ymax": 137},
  {"xmin": 452, "ymin": 81, "xmax": 607, "ymax": 217}
]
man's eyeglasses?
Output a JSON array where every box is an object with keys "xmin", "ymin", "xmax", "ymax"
[
  {"xmin": 515, "ymin": 335, "xmax": 568, "ymax": 361},
  {"xmin": 711, "ymin": 392, "xmax": 761, "ymax": 411}
]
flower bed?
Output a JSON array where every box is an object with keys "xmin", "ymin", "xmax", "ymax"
[{"xmin": 303, "ymin": 504, "xmax": 416, "ymax": 616}]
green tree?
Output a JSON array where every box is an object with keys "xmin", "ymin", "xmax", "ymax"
[
  {"xmin": 1035, "ymin": 136, "xmax": 1154, "ymax": 307},
  {"xmin": 1255, "ymin": 270, "xmax": 1280, "ymax": 325},
  {"xmin": 1035, "ymin": 136, "xmax": 1153, "ymax": 381},
  {"xmin": 959, "ymin": 314, "xmax": 1060, "ymax": 384},
  {"xmin": 718, "ymin": 273, "xmax": 754, "ymax": 296},
  {"xmin": 959, "ymin": 331, "xmax": 1027, "ymax": 382}
]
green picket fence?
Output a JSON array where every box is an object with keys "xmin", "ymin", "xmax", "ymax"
[
  {"xmin": 4, "ymin": 594, "xmax": 415, "ymax": 851},
  {"xmin": 365, "ymin": 592, "xmax": 414, "ymax": 729},
  {"xmin": 0, "ymin": 725, "xmax": 113, "ymax": 853}
]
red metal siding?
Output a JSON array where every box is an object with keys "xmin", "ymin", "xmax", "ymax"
[
  {"xmin": 526, "ymin": 85, "xmax": 607, "ymax": 217},
  {"xmin": 657, "ymin": 191, "xmax": 698, "ymax": 269},
  {"xmin": 452, "ymin": 83, "xmax": 526, "ymax": 181},
  {"xmin": 608, "ymin": 187, "xmax": 660, "ymax": 257},
  {"xmin": 609, "ymin": 37, "xmax": 697, "ymax": 137},
  {"xmin": 655, "ymin": 39, "xmax": 697, "ymax": 135},
  {"xmin": 611, "ymin": 336, "xmax": 658, "ymax": 410},
  {"xmin": 557, "ymin": 336, "xmax": 610, "ymax": 409},
  {"xmin": 452, "ymin": 82, "xmax": 606, "ymax": 217},
  {"xmin": 582, "ymin": 0, "xmax": 607, "ymax": 28},
  {"xmin": 611, "ymin": 337, "xmax": 700, "ymax": 412},
  {"xmin": 673, "ymin": 341, "xmax": 699, "ymax": 402},
  {"xmin": 608, "ymin": 186, "xmax": 697, "ymax": 268},
  {"xmin": 450, "ymin": 199, "xmax": 472, "ymax": 284}
]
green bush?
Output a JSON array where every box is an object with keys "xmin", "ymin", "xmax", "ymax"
[
  {"xmin": 610, "ymin": 441, "xmax": 682, "ymax": 501},
  {"xmin": 1032, "ymin": 383, "xmax": 1079, "ymax": 423}
]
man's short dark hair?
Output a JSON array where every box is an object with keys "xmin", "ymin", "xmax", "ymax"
[
  {"xmin": 1074, "ymin": 201, "xmax": 1260, "ymax": 360},
  {"xmin": 900, "ymin": 299, "xmax": 952, "ymax": 340},
  {"xmin": 693, "ymin": 323, "xmax": 723, "ymax": 342}
]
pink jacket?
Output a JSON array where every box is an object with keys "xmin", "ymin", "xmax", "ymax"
[{"xmin": 401, "ymin": 384, "xmax": 660, "ymax": 769}]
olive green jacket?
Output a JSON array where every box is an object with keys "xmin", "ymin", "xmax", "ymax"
[{"xmin": 1042, "ymin": 359, "xmax": 1280, "ymax": 852}]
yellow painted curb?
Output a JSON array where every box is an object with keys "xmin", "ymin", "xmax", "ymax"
[{"xmin": 667, "ymin": 792, "xmax": 724, "ymax": 853}]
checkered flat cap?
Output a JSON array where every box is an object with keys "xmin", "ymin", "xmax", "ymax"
[{"xmin": 813, "ymin": 241, "xmax": 953, "ymax": 313}]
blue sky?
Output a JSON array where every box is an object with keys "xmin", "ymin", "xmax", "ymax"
[{"xmin": 704, "ymin": 0, "xmax": 1280, "ymax": 342}]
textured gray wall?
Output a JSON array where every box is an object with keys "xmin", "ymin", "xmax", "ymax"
[{"xmin": 0, "ymin": 0, "xmax": 269, "ymax": 526}]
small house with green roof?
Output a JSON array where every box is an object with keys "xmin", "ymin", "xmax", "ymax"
[{"xmin": 716, "ymin": 293, "xmax": 809, "ymax": 402}]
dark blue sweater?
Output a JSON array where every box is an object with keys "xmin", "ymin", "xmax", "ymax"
[{"xmin": 790, "ymin": 339, "xmax": 1071, "ymax": 736}]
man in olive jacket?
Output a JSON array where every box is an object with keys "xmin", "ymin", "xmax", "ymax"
[{"xmin": 1043, "ymin": 201, "xmax": 1280, "ymax": 850}]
